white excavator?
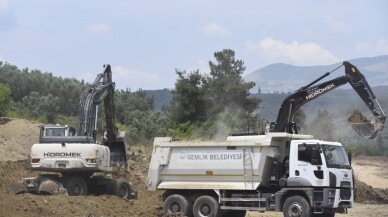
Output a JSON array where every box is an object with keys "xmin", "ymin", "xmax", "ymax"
[{"xmin": 10, "ymin": 64, "xmax": 136, "ymax": 199}]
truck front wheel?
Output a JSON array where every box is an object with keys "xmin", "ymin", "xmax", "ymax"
[
  {"xmin": 193, "ymin": 195, "xmax": 220, "ymax": 217},
  {"xmin": 164, "ymin": 194, "xmax": 192, "ymax": 217},
  {"xmin": 283, "ymin": 195, "xmax": 311, "ymax": 217}
]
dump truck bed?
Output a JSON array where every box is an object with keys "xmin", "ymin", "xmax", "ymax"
[{"xmin": 147, "ymin": 133, "xmax": 313, "ymax": 191}]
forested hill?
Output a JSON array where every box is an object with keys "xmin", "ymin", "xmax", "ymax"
[
  {"xmin": 1, "ymin": 60, "xmax": 387, "ymax": 125},
  {"xmin": 0, "ymin": 62, "xmax": 169, "ymax": 145},
  {"xmin": 143, "ymin": 89, "xmax": 172, "ymax": 111},
  {"xmin": 142, "ymin": 86, "xmax": 388, "ymax": 124}
]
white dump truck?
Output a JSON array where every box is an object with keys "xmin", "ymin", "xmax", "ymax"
[
  {"xmin": 147, "ymin": 133, "xmax": 353, "ymax": 217},
  {"xmin": 147, "ymin": 62, "xmax": 386, "ymax": 217}
]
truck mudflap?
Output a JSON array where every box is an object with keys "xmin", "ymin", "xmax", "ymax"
[{"xmin": 8, "ymin": 177, "xmax": 67, "ymax": 195}]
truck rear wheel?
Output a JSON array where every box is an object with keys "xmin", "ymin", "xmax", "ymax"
[
  {"xmin": 164, "ymin": 194, "xmax": 192, "ymax": 217},
  {"xmin": 193, "ymin": 195, "xmax": 220, "ymax": 217},
  {"xmin": 64, "ymin": 177, "xmax": 87, "ymax": 196},
  {"xmin": 283, "ymin": 195, "xmax": 311, "ymax": 217}
]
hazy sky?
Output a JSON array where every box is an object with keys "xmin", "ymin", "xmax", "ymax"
[{"xmin": 1, "ymin": 0, "xmax": 387, "ymax": 90}]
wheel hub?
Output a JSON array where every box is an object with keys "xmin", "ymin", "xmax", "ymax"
[
  {"xmin": 119, "ymin": 186, "xmax": 126, "ymax": 197},
  {"xmin": 200, "ymin": 203, "xmax": 211, "ymax": 215},
  {"xmin": 288, "ymin": 202, "xmax": 303, "ymax": 217},
  {"xmin": 170, "ymin": 202, "xmax": 180, "ymax": 212},
  {"xmin": 74, "ymin": 184, "xmax": 81, "ymax": 195}
]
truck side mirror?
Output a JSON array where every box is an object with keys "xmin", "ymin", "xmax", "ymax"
[{"xmin": 347, "ymin": 151, "xmax": 352, "ymax": 166}]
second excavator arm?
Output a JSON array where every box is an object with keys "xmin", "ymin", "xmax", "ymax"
[
  {"xmin": 77, "ymin": 64, "xmax": 126, "ymax": 163},
  {"xmin": 271, "ymin": 61, "xmax": 386, "ymax": 139}
]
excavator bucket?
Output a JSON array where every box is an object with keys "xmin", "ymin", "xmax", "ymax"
[
  {"xmin": 348, "ymin": 110, "xmax": 385, "ymax": 139},
  {"xmin": 8, "ymin": 180, "xmax": 29, "ymax": 195},
  {"xmin": 9, "ymin": 177, "xmax": 67, "ymax": 195},
  {"xmin": 109, "ymin": 141, "xmax": 127, "ymax": 165}
]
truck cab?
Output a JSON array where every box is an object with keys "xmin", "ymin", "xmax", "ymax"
[{"xmin": 277, "ymin": 140, "xmax": 353, "ymax": 214}]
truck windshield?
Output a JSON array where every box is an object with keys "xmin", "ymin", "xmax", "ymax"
[{"xmin": 322, "ymin": 145, "xmax": 351, "ymax": 169}]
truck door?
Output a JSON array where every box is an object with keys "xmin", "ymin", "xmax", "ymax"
[{"xmin": 289, "ymin": 142, "xmax": 329, "ymax": 187}]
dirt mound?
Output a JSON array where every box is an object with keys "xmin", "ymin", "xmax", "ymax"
[
  {"xmin": 0, "ymin": 146, "xmax": 163, "ymax": 217},
  {"xmin": 0, "ymin": 160, "xmax": 39, "ymax": 189},
  {"xmin": 354, "ymin": 178, "xmax": 388, "ymax": 204},
  {"xmin": 0, "ymin": 118, "xmax": 40, "ymax": 161}
]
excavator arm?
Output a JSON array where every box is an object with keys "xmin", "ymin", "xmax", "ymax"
[
  {"xmin": 78, "ymin": 64, "xmax": 126, "ymax": 163},
  {"xmin": 272, "ymin": 61, "xmax": 386, "ymax": 139}
]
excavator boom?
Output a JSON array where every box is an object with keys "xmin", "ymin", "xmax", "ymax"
[{"xmin": 272, "ymin": 61, "xmax": 386, "ymax": 139}]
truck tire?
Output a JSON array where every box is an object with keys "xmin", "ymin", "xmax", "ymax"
[
  {"xmin": 111, "ymin": 179, "xmax": 131, "ymax": 199},
  {"xmin": 193, "ymin": 195, "xmax": 221, "ymax": 217},
  {"xmin": 64, "ymin": 177, "xmax": 87, "ymax": 196},
  {"xmin": 283, "ymin": 195, "xmax": 311, "ymax": 217},
  {"xmin": 163, "ymin": 194, "xmax": 192, "ymax": 217}
]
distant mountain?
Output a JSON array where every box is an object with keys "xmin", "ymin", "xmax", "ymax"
[{"xmin": 244, "ymin": 55, "xmax": 388, "ymax": 93}]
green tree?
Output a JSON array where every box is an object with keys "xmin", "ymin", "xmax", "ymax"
[
  {"xmin": 21, "ymin": 92, "xmax": 60, "ymax": 123},
  {"xmin": 169, "ymin": 49, "xmax": 260, "ymax": 138},
  {"xmin": 206, "ymin": 49, "xmax": 258, "ymax": 116},
  {"xmin": 0, "ymin": 83, "xmax": 11, "ymax": 117},
  {"xmin": 170, "ymin": 69, "xmax": 207, "ymax": 124},
  {"xmin": 115, "ymin": 89, "xmax": 170, "ymax": 145}
]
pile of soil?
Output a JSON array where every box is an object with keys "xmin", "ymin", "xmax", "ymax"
[
  {"xmin": 0, "ymin": 147, "xmax": 163, "ymax": 217},
  {"xmin": 0, "ymin": 118, "xmax": 163, "ymax": 217},
  {"xmin": 0, "ymin": 118, "xmax": 40, "ymax": 161},
  {"xmin": 354, "ymin": 178, "xmax": 388, "ymax": 204}
]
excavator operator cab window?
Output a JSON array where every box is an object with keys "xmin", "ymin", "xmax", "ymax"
[{"xmin": 45, "ymin": 128, "xmax": 66, "ymax": 137}]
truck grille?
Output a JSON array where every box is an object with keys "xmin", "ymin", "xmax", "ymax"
[{"xmin": 340, "ymin": 181, "xmax": 351, "ymax": 200}]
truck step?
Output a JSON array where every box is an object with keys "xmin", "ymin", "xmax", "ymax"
[
  {"xmin": 220, "ymin": 198, "xmax": 266, "ymax": 202},
  {"xmin": 221, "ymin": 205, "xmax": 266, "ymax": 211}
]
